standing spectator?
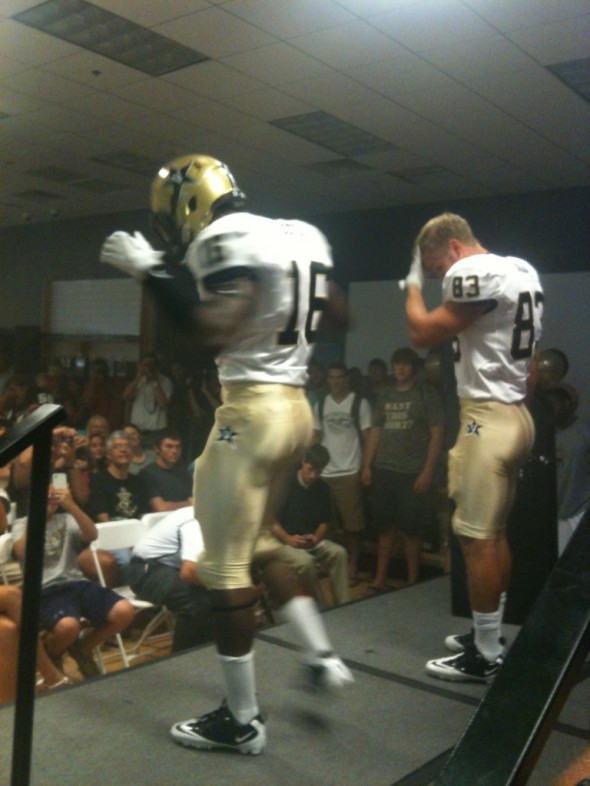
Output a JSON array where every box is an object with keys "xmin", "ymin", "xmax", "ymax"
[
  {"xmin": 123, "ymin": 423, "xmax": 156, "ymax": 475},
  {"xmin": 404, "ymin": 211, "xmax": 543, "ymax": 682},
  {"xmin": 128, "ymin": 506, "xmax": 211, "ymax": 653},
  {"xmin": 267, "ymin": 444, "xmax": 349, "ymax": 606},
  {"xmin": 61, "ymin": 377, "xmax": 90, "ymax": 431},
  {"xmin": 12, "ymin": 484, "xmax": 134, "ymax": 679},
  {"xmin": 85, "ymin": 414, "xmax": 110, "ymax": 441},
  {"xmin": 1, "ymin": 373, "xmax": 38, "ymax": 425},
  {"xmin": 139, "ymin": 431, "xmax": 193, "ymax": 512},
  {"xmin": 305, "ymin": 358, "xmax": 327, "ymax": 409},
  {"xmin": 365, "ymin": 358, "xmax": 389, "ymax": 406},
  {"xmin": 362, "ymin": 348, "xmax": 444, "ymax": 589},
  {"xmin": 82, "ymin": 358, "xmax": 124, "ymax": 431},
  {"xmin": 122, "ymin": 354, "xmax": 173, "ymax": 447},
  {"xmin": 100, "ymin": 152, "xmax": 352, "ymax": 756},
  {"xmin": 545, "ymin": 384, "xmax": 590, "ymax": 554},
  {"xmin": 313, "ymin": 361, "xmax": 371, "ymax": 582},
  {"xmin": 188, "ymin": 366, "xmax": 222, "ymax": 460}
]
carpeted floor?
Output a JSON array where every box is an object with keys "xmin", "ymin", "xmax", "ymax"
[{"xmin": 1, "ymin": 575, "xmax": 587, "ymax": 786}]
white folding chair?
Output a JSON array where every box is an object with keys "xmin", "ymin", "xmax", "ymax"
[
  {"xmin": 141, "ymin": 511, "xmax": 169, "ymax": 529},
  {"xmin": 0, "ymin": 532, "xmax": 22, "ymax": 586},
  {"xmin": 90, "ymin": 519, "xmax": 174, "ymax": 671}
]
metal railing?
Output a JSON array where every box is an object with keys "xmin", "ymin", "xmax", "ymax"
[
  {"xmin": 0, "ymin": 405, "xmax": 65, "ymax": 786},
  {"xmin": 434, "ymin": 508, "xmax": 590, "ymax": 785}
]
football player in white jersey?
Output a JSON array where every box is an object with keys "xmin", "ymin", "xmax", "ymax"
[
  {"xmin": 100, "ymin": 154, "xmax": 352, "ymax": 755},
  {"xmin": 403, "ymin": 212, "xmax": 544, "ymax": 683}
]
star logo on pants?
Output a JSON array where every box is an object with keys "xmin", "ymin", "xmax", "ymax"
[
  {"xmin": 216, "ymin": 426, "xmax": 238, "ymax": 445},
  {"xmin": 466, "ymin": 420, "xmax": 482, "ymax": 436}
]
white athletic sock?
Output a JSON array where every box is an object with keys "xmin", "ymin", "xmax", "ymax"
[
  {"xmin": 280, "ymin": 595, "xmax": 332, "ymax": 657},
  {"xmin": 473, "ymin": 609, "xmax": 503, "ymax": 661},
  {"xmin": 219, "ymin": 651, "xmax": 258, "ymax": 725},
  {"xmin": 498, "ymin": 591, "xmax": 507, "ymax": 626}
]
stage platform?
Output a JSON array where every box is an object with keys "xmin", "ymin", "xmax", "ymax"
[{"xmin": 1, "ymin": 575, "xmax": 587, "ymax": 786}]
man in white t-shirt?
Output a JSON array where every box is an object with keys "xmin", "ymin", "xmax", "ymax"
[
  {"xmin": 404, "ymin": 211, "xmax": 543, "ymax": 684},
  {"xmin": 313, "ymin": 361, "xmax": 371, "ymax": 581},
  {"xmin": 129, "ymin": 506, "xmax": 211, "ymax": 652}
]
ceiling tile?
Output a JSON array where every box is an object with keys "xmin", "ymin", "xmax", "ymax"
[
  {"xmin": 220, "ymin": 0, "xmax": 355, "ymax": 38},
  {"xmin": 154, "ymin": 6, "xmax": 274, "ymax": 58},
  {"xmin": 506, "ymin": 14, "xmax": 590, "ymax": 64},
  {"xmin": 370, "ymin": 0, "xmax": 496, "ymax": 52},
  {"xmin": 291, "ymin": 19, "xmax": 408, "ymax": 69}
]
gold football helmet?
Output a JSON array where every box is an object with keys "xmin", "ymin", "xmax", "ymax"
[{"xmin": 150, "ymin": 154, "xmax": 246, "ymax": 248}]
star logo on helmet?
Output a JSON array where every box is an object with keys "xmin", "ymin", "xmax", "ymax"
[
  {"xmin": 216, "ymin": 426, "xmax": 238, "ymax": 445},
  {"xmin": 168, "ymin": 163, "xmax": 194, "ymax": 187},
  {"xmin": 466, "ymin": 420, "xmax": 481, "ymax": 436}
]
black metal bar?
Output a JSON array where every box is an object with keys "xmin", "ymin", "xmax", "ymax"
[
  {"xmin": 0, "ymin": 405, "xmax": 65, "ymax": 786},
  {"xmin": 433, "ymin": 508, "xmax": 590, "ymax": 786}
]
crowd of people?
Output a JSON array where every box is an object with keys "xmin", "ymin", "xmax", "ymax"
[{"xmin": 0, "ymin": 151, "xmax": 587, "ymax": 774}]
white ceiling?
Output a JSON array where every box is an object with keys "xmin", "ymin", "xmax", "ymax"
[{"xmin": 1, "ymin": 0, "xmax": 589, "ymax": 231}]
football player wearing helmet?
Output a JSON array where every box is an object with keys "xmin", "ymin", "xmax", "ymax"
[
  {"xmin": 403, "ymin": 212, "xmax": 543, "ymax": 684},
  {"xmin": 100, "ymin": 154, "xmax": 352, "ymax": 756}
]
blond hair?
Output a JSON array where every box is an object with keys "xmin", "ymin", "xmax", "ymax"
[{"xmin": 415, "ymin": 212, "xmax": 478, "ymax": 258}]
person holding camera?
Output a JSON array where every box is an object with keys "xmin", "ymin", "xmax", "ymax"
[
  {"xmin": 12, "ymin": 483, "xmax": 134, "ymax": 680},
  {"xmin": 122, "ymin": 354, "xmax": 172, "ymax": 447}
]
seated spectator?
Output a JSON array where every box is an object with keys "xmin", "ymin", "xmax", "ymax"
[
  {"xmin": 87, "ymin": 433, "xmax": 107, "ymax": 474},
  {"xmin": 0, "ymin": 585, "xmax": 69, "ymax": 702},
  {"xmin": 123, "ymin": 423, "xmax": 156, "ymax": 476},
  {"xmin": 128, "ymin": 506, "xmax": 211, "ymax": 653},
  {"xmin": 139, "ymin": 432, "xmax": 193, "ymax": 512},
  {"xmin": 82, "ymin": 358, "xmax": 124, "ymax": 432},
  {"xmin": 122, "ymin": 354, "xmax": 173, "ymax": 447},
  {"xmin": 266, "ymin": 445, "xmax": 349, "ymax": 606},
  {"xmin": 12, "ymin": 484, "xmax": 134, "ymax": 680},
  {"xmin": 9, "ymin": 426, "xmax": 89, "ymax": 517},
  {"xmin": 81, "ymin": 430, "xmax": 151, "ymax": 586}
]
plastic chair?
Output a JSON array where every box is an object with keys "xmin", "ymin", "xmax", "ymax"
[
  {"xmin": 90, "ymin": 519, "xmax": 173, "ymax": 671},
  {"xmin": 141, "ymin": 511, "xmax": 169, "ymax": 529},
  {"xmin": 0, "ymin": 532, "xmax": 22, "ymax": 585}
]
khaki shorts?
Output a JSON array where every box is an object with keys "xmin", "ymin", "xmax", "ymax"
[
  {"xmin": 449, "ymin": 399, "xmax": 534, "ymax": 540},
  {"xmin": 323, "ymin": 473, "xmax": 366, "ymax": 533},
  {"xmin": 194, "ymin": 383, "xmax": 313, "ymax": 590}
]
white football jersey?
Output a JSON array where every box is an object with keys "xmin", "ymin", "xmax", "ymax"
[
  {"xmin": 186, "ymin": 212, "xmax": 333, "ymax": 386},
  {"xmin": 442, "ymin": 253, "xmax": 544, "ymax": 403}
]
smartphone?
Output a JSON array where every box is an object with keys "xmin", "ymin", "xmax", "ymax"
[{"xmin": 52, "ymin": 472, "xmax": 68, "ymax": 489}]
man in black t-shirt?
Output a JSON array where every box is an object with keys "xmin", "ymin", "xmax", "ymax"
[
  {"xmin": 80, "ymin": 430, "xmax": 151, "ymax": 585},
  {"xmin": 268, "ymin": 444, "xmax": 349, "ymax": 606},
  {"xmin": 139, "ymin": 431, "xmax": 193, "ymax": 512}
]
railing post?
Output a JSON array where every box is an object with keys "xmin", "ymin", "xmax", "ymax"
[
  {"xmin": 10, "ymin": 429, "xmax": 53, "ymax": 786},
  {"xmin": 0, "ymin": 405, "xmax": 65, "ymax": 786}
]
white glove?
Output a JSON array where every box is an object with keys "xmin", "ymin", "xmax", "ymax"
[
  {"xmin": 398, "ymin": 248, "xmax": 424, "ymax": 291},
  {"xmin": 100, "ymin": 231, "xmax": 166, "ymax": 281}
]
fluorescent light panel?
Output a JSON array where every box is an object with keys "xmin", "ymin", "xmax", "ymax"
[
  {"xmin": 271, "ymin": 111, "xmax": 395, "ymax": 157},
  {"xmin": 13, "ymin": 0, "xmax": 209, "ymax": 77},
  {"xmin": 90, "ymin": 150, "xmax": 161, "ymax": 176},
  {"xmin": 547, "ymin": 57, "xmax": 590, "ymax": 102}
]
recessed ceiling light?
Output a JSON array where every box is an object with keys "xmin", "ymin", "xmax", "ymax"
[
  {"xmin": 547, "ymin": 57, "xmax": 590, "ymax": 102},
  {"xmin": 271, "ymin": 111, "xmax": 395, "ymax": 157},
  {"xmin": 13, "ymin": 0, "xmax": 209, "ymax": 76}
]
